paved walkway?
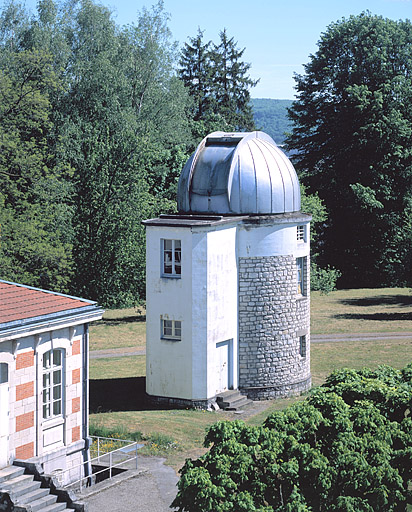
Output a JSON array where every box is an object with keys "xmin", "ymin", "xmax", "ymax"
[
  {"xmin": 90, "ymin": 331, "xmax": 412, "ymax": 360},
  {"xmin": 77, "ymin": 456, "xmax": 179, "ymax": 512}
]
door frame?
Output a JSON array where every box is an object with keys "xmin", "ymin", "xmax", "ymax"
[{"xmin": 216, "ymin": 339, "xmax": 233, "ymax": 391}]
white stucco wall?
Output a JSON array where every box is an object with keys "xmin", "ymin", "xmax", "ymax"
[
  {"xmin": 237, "ymin": 221, "xmax": 310, "ymax": 259},
  {"xmin": 146, "ymin": 226, "xmax": 194, "ymax": 399},
  {"xmin": 146, "ymin": 222, "xmax": 239, "ymax": 401}
]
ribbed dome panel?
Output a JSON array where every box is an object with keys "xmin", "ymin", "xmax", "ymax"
[{"xmin": 177, "ymin": 131, "xmax": 301, "ymax": 215}]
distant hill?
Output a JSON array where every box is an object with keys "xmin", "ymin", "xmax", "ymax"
[{"xmin": 251, "ymin": 98, "xmax": 293, "ymax": 145}]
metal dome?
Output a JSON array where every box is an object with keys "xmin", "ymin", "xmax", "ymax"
[{"xmin": 177, "ymin": 131, "xmax": 301, "ymax": 215}]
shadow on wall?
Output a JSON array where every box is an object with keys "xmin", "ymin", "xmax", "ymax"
[{"xmin": 90, "ymin": 376, "xmax": 166, "ymax": 413}]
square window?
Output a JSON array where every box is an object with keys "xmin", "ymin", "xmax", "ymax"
[
  {"xmin": 162, "ymin": 239, "xmax": 182, "ymax": 277},
  {"xmin": 161, "ymin": 318, "xmax": 182, "ymax": 341}
]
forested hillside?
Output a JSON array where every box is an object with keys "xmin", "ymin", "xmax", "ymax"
[{"xmin": 251, "ymin": 98, "xmax": 292, "ymax": 145}]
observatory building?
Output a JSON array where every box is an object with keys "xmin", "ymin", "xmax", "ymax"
[{"xmin": 144, "ymin": 131, "xmax": 311, "ymax": 408}]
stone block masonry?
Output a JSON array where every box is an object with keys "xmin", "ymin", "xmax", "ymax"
[{"xmin": 238, "ymin": 255, "xmax": 311, "ymax": 399}]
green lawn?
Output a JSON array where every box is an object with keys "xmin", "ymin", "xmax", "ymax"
[{"xmin": 89, "ymin": 287, "xmax": 412, "ymax": 470}]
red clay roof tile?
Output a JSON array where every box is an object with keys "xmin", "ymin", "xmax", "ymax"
[{"xmin": 0, "ymin": 282, "xmax": 93, "ymax": 324}]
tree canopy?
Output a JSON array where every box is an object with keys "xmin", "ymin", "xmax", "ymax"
[
  {"xmin": 173, "ymin": 364, "xmax": 412, "ymax": 511},
  {"xmin": 287, "ymin": 13, "xmax": 412, "ymax": 288},
  {"xmin": 0, "ymin": 0, "xmax": 192, "ymax": 306},
  {"xmin": 179, "ymin": 28, "xmax": 258, "ymax": 137}
]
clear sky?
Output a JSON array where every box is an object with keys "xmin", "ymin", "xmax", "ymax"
[{"xmin": 21, "ymin": 0, "xmax": 412, "ymax": 99}]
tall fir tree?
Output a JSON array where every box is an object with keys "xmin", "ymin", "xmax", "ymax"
[
  {"xmin": 210, "ymin": 29, "xmax": 258, "ymax": 131},
  {"xmin": 179, "ymin": 28, "xmax": 258, "ymax": 137}
]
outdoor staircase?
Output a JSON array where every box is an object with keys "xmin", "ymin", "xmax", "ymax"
[
  {"xmin": 216, "ymin": 389, "xmax": 253, "ymax": 411},
  {"xmin": 0, "ymin": 465, "xmax": 67, "ymax": 512}
]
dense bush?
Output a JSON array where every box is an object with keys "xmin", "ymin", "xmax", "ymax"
[{"xmin": 173, "ymin": 364, "xmax": 412, "ymax": 511}]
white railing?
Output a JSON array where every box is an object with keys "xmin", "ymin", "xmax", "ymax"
[{"xmin": 59, "ymin": 436, "xmax": 141, "ymax": 492}]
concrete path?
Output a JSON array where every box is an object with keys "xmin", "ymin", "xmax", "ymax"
[
  {"xmin": 90, "ymin": 332, "xmax": 412, "ymax": 360},
  {"xmin": 78, "ymin": 456, "xmax": 179, "ymax": 512}
]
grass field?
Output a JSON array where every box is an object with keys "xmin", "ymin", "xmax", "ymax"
[{"xmin": 88, "ymin": 287, "xmax": 412, "ymax": 470}]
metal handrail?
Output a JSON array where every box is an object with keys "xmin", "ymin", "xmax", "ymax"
[{"xmin": 59, "ymin": 436, "xmax": 140, "ymax": 492}]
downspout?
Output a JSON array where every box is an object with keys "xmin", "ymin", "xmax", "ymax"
[{"xmin": 82, "ymin": 323, "xmax": 92, "ymax": 484}]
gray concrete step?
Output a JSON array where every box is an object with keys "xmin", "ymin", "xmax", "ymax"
[
  {"xmin": 0, "ymin": 465, "xmax": 68, "ymax": 512},
  {"xmin": 2, "ymin": 474, "xmax": 40, "ymax": 498},
  {"xmin": 15, "ymin": 486, "xmax": 50, "ymax": 505},
  {"xmin": 216, "ymin": 389, "xmax": 253, "ymax": 411},
  {"xmin": 28, "ymin": 493, "xmax": 59, "ymax": 512},
  {"xmin": 0, "ymin": 465, "xmax": 25, "ymax": 485},
  {"xmin": 41, "ymin": 501, "xmax": 67, "ymax": 512}
]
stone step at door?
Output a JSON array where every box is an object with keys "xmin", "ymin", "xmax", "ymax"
[{"xmin": 216, "ymin": 389, "xmax": 253, "ymax": 411}]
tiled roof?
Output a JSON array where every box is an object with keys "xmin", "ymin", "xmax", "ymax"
[{"xmin": 0, "ymin": 281, "xmax": 94, "ymax": 324}]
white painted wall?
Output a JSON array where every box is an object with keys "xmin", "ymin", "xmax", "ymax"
[
  {"xmin": 237, "ymin": 221, "xmax": 310, "ymax": 259},
  {"xmin": 146, "ymin": 222, "xmax": 239, "ymax": 401},
  {"xmin": 146, "ymin": 226, "xmax": 194, "ymax": 399},
  {"xmin": 204, "ymin": 227, "xmax": 238, "ymax": 396}
]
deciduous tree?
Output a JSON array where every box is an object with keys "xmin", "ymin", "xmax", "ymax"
[{"xmin": 287, "ymin": 13, "xmax": 412, "ymax": 288}]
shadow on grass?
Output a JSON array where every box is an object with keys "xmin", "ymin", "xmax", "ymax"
[
  {"xmin": 95, "ymin": 314, "xmax": 146, "ymax": 326},
  {"xmin": 334, "ymin": 312, "xmax": 412, "ymax": 321},
  {"xmin": 339, "ymin": 294, "xmax": 412, "ymax": 307},
  {"xmin": 90, "ymin": 376, "xmax": 164, "ymax": 413}
]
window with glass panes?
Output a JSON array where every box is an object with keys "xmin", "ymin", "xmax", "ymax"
[
  {"xmin": 43, "ymin": 349, "xmax": 63, "ymax": 420},
  {"xmin": 162, "ymin": 239, "xmax": 181, "ymax": 276},
  {"xmin": 161, "ymin": 319, "xmax": 182, "ymax": 340},
  {"xmin": 297, "ymin": 257, "xmax": 307, "ymax": 296}
]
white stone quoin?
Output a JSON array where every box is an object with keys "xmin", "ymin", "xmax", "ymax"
[{"xmin": 144, "ymin": 132, "xmax": 311, "ymax": 408}]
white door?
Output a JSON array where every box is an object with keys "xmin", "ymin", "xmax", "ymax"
[
  {"xmin": 215, "ymin": 341, "xmax": 232, "ymax": 394},
  {"xmin": 0, "ymin": 363, "xmax": 9, "ymax": 468}
]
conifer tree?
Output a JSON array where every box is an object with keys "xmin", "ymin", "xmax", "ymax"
[{"xmin": 179, "ymin": 28, "xmax": 258, "ymax": 134}]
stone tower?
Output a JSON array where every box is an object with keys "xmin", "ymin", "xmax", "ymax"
[{"xmin": 144, "ymin": 131, "xmax": 311, "ymax": 407}]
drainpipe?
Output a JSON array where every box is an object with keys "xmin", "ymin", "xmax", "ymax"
[{"xmin": 82, "ymin": 323, "xmax": 92, "ymax": 484}]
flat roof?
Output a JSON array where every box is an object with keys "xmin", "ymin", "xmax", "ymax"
[{"xmin": 142, "ymin": 212, "xmax": 312, "ymax": 228}]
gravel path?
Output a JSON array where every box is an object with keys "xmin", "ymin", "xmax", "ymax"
[{"xmin": 90, "ymin": 332, "xmax": 412, "ymax": 360}]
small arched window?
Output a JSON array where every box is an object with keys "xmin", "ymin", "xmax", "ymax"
[{"xmin": 43, "ymin": 349, "xmax": 64, "ymax": 420}]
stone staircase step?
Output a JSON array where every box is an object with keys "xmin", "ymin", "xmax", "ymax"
[
  {"xmin": 2, "ymin": 474, "xmax": 40, "ymax": 498},
  {"xmin": 16, "ymin": 487, "xmax": 52, "ymax": 509},
  {"xmin": 41, "ymin": 501, "xmax": 67, "ymax": 512},
  {"xmin": 28, "ymin": 493, "xmax": 59, "ymax": 512},
  {"xmin": 216, "ymin": 389, "xmax": 253, "ymax": 411},
  {"xmin": 0, "ymin": 464, "xmax": 68, "ymax": 512},
  {"xmin": 225, "ymin": 397, "xmax": 254, "ymax": 411},
  {"xmin": 0, "ymin": 465, "xmax": 25, "ymax": 485}
]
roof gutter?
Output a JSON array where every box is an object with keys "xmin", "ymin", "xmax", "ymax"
[{"xmin": 0, "ymin": 305, "xmax": 104, "ymax": 342}]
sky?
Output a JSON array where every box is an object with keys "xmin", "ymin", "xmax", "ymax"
[{"xmin": 21, "ymin": 0, "xmax": 412, "ymax": 99}]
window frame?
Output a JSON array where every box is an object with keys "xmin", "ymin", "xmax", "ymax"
[
  {"xmin": 161, "ymin": 239, "xmax": 181, "ymax": 278},
  {"xmin": 42, "ymin": 349, "xmax": 64, "ymax": 421},
  {"xmin": 296, "ymin": 257, "xmax": 307, "ymax": 296},
  {"xmin": 161, "ymin": 318, "xmax": 182, "ymax": 341},
  {"xmin": 297, "ymin": 225, "xmax": 306, "ymax": 243},
  {"xmin": 299, "ymin": 335, "xmax": 307, "ymax": 358}
]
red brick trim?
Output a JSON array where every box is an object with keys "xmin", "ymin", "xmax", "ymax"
[
  {"xmin": 16, "ymin": 411, "xmax": 34, "ymax": 432},
  {"xmin": 72, "ymin": 397, "xmax": 81, "ymax": 414},
  {"xmin": 16, "ymin": 442, "xmax": 34, "ymax": 460},
  {"xmin": 16, "ymin": 351, "xmax": 34, "ymax": 370},
  {"xmin": 72, "ymin": 426, "xmax": 81, "ymax": 443},
  {"xmin": 72, "ymin": 339, "xmax": 81, "ymax": 356},
  {"xmin": 72, "ymin": 368, "xmax": 81, "ymax": 384},
  {"xmin": 16, "ymin": 382, "xmax": 34, "ymax": 401}
]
